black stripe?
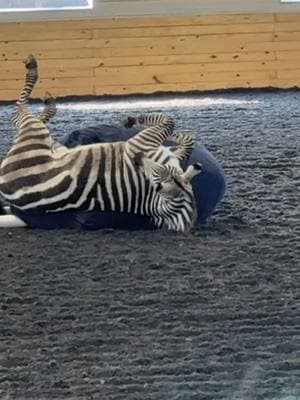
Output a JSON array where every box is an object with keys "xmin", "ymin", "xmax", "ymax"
[
  {"xmin": 8, "ymin": 143, "xmax": 50, "ymax": 157},
  {"xmin": 150, "ymin": 193, "xmax": 161, "ymax": 223},
  {"xmin": 126, "ymin": 159, "xmax": 137, "ymax": 214},
  {"xmin": 17, "ymin": 118, "xmax": 42, "ymax": 130},
  {"xmin": 1, "ymin": 155, "xmax": 52, "ymax": 175},
  {"xmin": 153, "ymin": 150, "xmax": 163, "ymax": 162},
  {"xmin": 109, "ymin": 144, "xmax": 120, "ymax": 211},
  {"xmin": 129, "ymin": 141, "xmax": 148, "ymax": 154},
  {"xmin": 141, "ymin": 178, "xmax": 151, "ymax": 215},
  {"xmin": 136, "ymin": 166, "xmax": 143, "ymax": 214},
  {"xmin": 13, "ymin": 175, "xmax": 73, "ymax": 208},
  {"xmin": 163, "ymin": 155, "xmax": 171, "ymax": 164},
  {"xmin": 97, "ymin": 146, "xmax": 111, "ymax": 210},
  {"xmin": 173, "ymin": 178, "xmax": 186, "ymax": 192},
  {"xmin": 18, "ymin": 126, "xmax": 47, "ymax": 135},
  {"xmin": 16, "ymin": 134, "xmax": 50, "ymax": 144},
  {"xmin": 119, "ymin": 149, "xmax": 128, "ymax": 212}
]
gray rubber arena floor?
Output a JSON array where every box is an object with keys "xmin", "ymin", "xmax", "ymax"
[{"xmin": 0, "ymin": 90, "xmax": 299, "ymax": 400}]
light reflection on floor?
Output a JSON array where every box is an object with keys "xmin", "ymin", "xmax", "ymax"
[{"xmin": 59, "ymin": 97, "xmax": 261, "ymax": 111}]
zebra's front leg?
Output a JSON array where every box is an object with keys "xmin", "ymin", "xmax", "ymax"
[
  {"xmin": 124, "ymin": 114, "xmax": 175, "ymax": 157},
  {"xmin": 167, "ymin": 131, "xmax": 194, "ymax": 163},
  {"xmin": 124, "ymin": 114, "xmax": 194, "ymax": 163}
]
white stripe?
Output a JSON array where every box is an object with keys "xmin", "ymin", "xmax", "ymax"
[
  {"xmin": 104, "ymin": 148, "xmax": 115, "ymax": 211},
  {"xmin": 126, "ymin": 159, "xmax": 139, "ymax": 214},
  {"xmin": 115, "ymin": 164, "xmax": 124, "ymax": 212},
  {"xmin": 97, "ymin": 184, "xmax": 105, "ymax": 210},
  {"xmin": 123, "ymin": 155, "xmax": 132, "ymax": 213},
  {"xmin": 88, "ymin": 198, "xmax": 95, "ymax": 210}
]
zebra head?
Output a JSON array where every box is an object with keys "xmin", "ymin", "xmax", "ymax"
[{"xmin": 134, "ymin": 152, "xmax": 202, "ymax": 232}]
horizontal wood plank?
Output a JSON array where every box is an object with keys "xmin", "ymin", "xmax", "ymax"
[
  {"xmin": 0, "ymin": 14, "xmax": 275, "ymax": 32},
  {"xmin": 274, "ymin": 32, "xmax": 300, "ymax": 42},
  {"xmin": 95, "ymin": 68, "xmax": 276, "ymax": 85},
  {"xmin": 93, "ymin": 23, "xmax": 274, "ymax": 39},
  {"xmin": 276, "ymin": 50, "xmax": 300, "ymax": 61},
  {"xmin": 275, "ymin": 13, "xmax": 300, "ymax": 23},
  {"xmin": 0, "ymin": 49, "xmax": 94, "ymax": 61},
  {"xmin": 95, "ymin": 51, "xmax": 276, "ymax": 67},
  {"xmin": 0, "ymin": 29, "xmax": 92, "ymax": 42},
  {"xmin": 95, "ymin": 79, "xmax": 282, "ymax": 95}
]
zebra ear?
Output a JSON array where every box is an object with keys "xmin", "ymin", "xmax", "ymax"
[{"xmin": 181, "ymin": 163, "xmax": 202, "ymax": 182}]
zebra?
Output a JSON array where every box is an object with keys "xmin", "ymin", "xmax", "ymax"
[{"xmin": 0, "ymin": 55, "xmax": 202, "ymax": 232}]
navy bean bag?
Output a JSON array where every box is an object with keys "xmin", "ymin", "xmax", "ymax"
[{"xmin": 11, "ymin": 125, "xmax": 226, "ymax": 230}]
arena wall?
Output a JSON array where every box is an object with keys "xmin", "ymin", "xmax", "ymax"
[{"xmin": 1, "ymin": 9, "xmax": 300, "ymax": 99}]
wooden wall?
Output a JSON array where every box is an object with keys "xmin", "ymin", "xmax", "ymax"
[{"xmin": 1, "ymin": 12, "xmax": 300, "ymax": 100}]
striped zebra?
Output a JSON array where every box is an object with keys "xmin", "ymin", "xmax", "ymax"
[{"xmin": 0, "ymin": 55, "xmax": 202, "ymax": 232}]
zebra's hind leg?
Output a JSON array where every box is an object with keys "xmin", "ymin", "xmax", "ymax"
[
  {"xmin": 35, "ymin": 91, "xmax": 67, "ymax": 156},
  {"xmin": 11, "ymin": 54, "xmax": 39, "ymax": 128},
  {"xmin": 17, "ymin": 54, "xmax": 38, "ymax": 107},
  {"xmin": 36, "ymin": 91, "xmax": 57, "ymax": 124}
]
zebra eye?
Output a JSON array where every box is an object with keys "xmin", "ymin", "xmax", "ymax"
[{"xmin": 156, "ymin": 182, "xmax": 163, "ymax": 192}]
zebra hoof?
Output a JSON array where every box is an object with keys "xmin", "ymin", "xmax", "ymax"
[
  {"xmin": 123, "ymin": 116, "xmax": 136, "ymax": 128},
  {"xmin": 23, "ymin": 54, "xmax": 38, "ymax": 70},
  {"xmin": 42, "ymin": 91, "xmax": 56, "ymax": 105}
]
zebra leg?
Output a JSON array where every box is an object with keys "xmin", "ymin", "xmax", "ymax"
[
  {"xmin": 36, "ymin": 91, "xmax": 57, "ymax": 124},
  {"xmin": 17, "ymin": 54, "xmax": 38, "ymax": 106},
  {"xmin": 35, "ymin": 91, "xmax": 68, "ymax": 156},
  {"xmin": 10, "ymin": 54, "xmax": 39, "ymax": 129},
  {"xmin": 124, "ymin": 114, "xmax": 175, "ymax": 157},
  {"xmin": 124, "ymin": 114, "xmax": 194, "ymax": 162},
  {"xmin": 1, "ymin": 56, "xmax": 55, "ymax": 172},
  {"xmin": 168, "ymin": 131, "xmax": 194, "ymax": 162}
]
